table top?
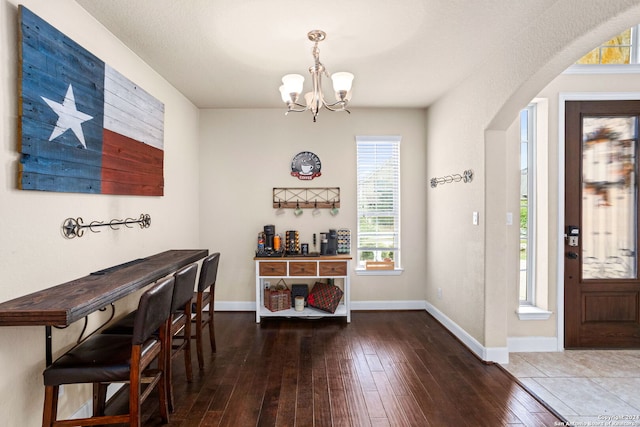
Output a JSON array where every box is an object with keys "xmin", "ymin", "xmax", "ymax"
[
  {"xmin": 0, "ymin": 249, "xmax": 208, "ymax": 326},
  {"xmin": 254, "ymin": 255, "xmax": 352, "ymax": 261}
]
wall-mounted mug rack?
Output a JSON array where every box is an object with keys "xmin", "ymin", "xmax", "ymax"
[{"xmin": 273, "ymin": 187, "xmax": 340, "ymax": 209}]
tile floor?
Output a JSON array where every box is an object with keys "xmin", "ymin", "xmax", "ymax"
[{"xmin": 501, "ymin": 350, "xmax": 640, "ymax": 426}]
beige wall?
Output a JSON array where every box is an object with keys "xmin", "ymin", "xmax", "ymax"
[
  {"xmin": 198, "ymin": 108, "xmax": 427, "ymax": 305},
  {"xmin": 0, "ymin": 1, "xmax": 200, "ymax": 424}
]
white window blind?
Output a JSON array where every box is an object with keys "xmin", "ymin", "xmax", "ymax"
[
  {"xmin": 519, "ymin": 106, "xmax": 536, "ymax": 305},
  {"xmin": 356, "ymin": 136, "xmax": 401, "ymax": 270}
]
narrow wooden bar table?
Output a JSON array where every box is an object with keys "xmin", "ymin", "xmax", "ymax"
[{"xmin": 0, "ymin": 249, "xmax": 208, "ymax": 364}]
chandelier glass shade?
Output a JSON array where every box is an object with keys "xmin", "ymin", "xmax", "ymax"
[{"xmin": 279, "ymin": 30, "xmax": 354, "ymax": 122}]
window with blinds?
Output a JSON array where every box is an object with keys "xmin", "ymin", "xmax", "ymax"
[{"xmin": 356, "ymin": 136, "xmax": 401, "ymax": 271}]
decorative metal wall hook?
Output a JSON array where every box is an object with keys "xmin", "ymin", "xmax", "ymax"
[
  {"xmin": 430, "ymin": 169, "xmax": 473, "ymax": 188},
  {"xmin": 62, "ymin": 214, "xmax": 151, "ymax": 239}
]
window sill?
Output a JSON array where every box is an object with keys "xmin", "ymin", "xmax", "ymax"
[
  {"xmin": 564, "ymin": 64, "xmax": 640, "ymax": 75},
  {"xmin": 355, "ymin": 268, "xmax": 404, "ymax": 276},
  {"xmin": 516, "ymin": 305, "xmax": 552, "ymax": 321}
]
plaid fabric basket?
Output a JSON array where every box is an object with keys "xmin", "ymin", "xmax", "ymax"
[
  {"xmin": 264, "ymin": 279, "xmax": 291, "ymax": 312},
  {"xmin": 308, "ymin": 281, "xmax": 343, "ymax": 313}
]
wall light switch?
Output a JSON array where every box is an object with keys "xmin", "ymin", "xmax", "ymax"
[
  {"xmin": 506, "ymin": 212, "xmax": 513, "ymax": 225},
  {"xmin": 472, "ymin": 211, "xmax": 479, "ymax": 225}
]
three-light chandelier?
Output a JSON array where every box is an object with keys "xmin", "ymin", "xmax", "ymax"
[{"xmin": 279, "ymin": 30, "xmax": 354, "ymax": 122}]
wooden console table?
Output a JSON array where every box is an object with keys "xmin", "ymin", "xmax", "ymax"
[
  {"xmin": 255, "ymin": 255, "xmax": 351, "ymax": 323},
  {"xmin": 0, "ymin": 249, "xmax": 208, "ymax": 364}
]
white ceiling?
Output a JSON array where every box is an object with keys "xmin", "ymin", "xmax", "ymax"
[{"xmin": 76, "ymin": 0, "xmax": 560, "ymax": 109}]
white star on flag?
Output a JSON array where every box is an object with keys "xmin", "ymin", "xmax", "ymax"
[{"xmin": 41, "ymin": 84, "xmax": 94, "ymax": 148}]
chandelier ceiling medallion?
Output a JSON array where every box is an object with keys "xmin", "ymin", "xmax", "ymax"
[{"xmin": 279, "ymin": 30, "xmax": 354, "ymax": 122}]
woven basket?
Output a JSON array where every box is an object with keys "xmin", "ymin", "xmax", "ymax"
[
  {"xmin": 264, "ymin": 279, "xmax": 291, "ymax": 312},
  {"xmin": 308, "ymin": 281, "xmax": 343, "ymax": 314}
]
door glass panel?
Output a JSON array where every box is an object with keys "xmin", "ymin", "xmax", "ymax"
[{"xmin": 582, "ymin": 116, "xmax": 638, "ymax": 279}]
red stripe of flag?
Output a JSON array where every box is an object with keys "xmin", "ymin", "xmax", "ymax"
[{"xmin": 101, "ymin": 129, "xmax": 164, "ymax": 196}]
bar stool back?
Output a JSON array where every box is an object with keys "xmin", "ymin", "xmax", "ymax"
[
  {"xmin": 166, "ymin": 262, "xmax": 198, "ymax": 410},
  {"xmin": 192, "ymin": 252, "xmax": 220, "ymax": 369},
  {"xmin": 42, "ymin": 276, "xmax": 174, "ymax": 427}
]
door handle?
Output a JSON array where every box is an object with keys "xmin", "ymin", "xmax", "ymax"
[{"xmin": 566, "ymin": 251, "xmax": 579, "ymax": 260}]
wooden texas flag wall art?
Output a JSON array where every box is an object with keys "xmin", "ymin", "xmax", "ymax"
[{"xmin": 18, "ymin": 6, "xmax": 165, "ymax": 196}]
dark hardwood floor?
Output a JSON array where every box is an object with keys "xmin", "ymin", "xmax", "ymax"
[{"xmin": 131, "ymin": 311, "xmax": 563, "ymax": 426}]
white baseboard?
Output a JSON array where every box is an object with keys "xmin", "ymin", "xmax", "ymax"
[
  {"xmin": 214, "ymin": 301, "xmax": 255, "ymax": 311},
  {"xmin": 350, "ymin": 300, "xmax": 427, "ymax": 311},
  {"xmin": 424, "ymin": 301, "xmax": 509, "ymax": 364},
  {"xmin": 507, "ymin": 336, "xmax": 561, "ymax": 353},
  {"xmin": 215, "ymin": 300, "xmax": 429, "ymax": 311}
]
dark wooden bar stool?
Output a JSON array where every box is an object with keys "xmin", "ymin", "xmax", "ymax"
[
  {"xmin": 165, "ymin": 262, "xmax": 198, "ymax": 410},
  {"xmin": 191, "ymin": 252, "xmax": 220, "ymax": 369},
  {"xmin": 42, "ymin": 276, "xmax": 174, "ymax": 427},
  {"xmin": 101, "ymin": 263, "xmax": 199, "ymax": 412}
]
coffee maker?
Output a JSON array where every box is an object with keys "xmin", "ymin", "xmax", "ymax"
[
  {"xmin": 320, "ymin": 229, "xmax": 338, "ymax": 255},
  {"xmin": 327, "ymin": 229, "xmax": 338, "ymax": 255},
  {"xmin": 264, "ymin": 225, "xmax": 275, "ymax": 251}
]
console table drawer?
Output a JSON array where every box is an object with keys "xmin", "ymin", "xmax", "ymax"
[
  {"xmin": 289, "ymin": 262, "xmax": 317, "ymax": 276},
  {"xmin": 259, "ymin": 262, "xmax": 287, "ymax": 276},
  {"xmin": 319, "ymin": 262, "xmax": 347, "ymax": 276}
]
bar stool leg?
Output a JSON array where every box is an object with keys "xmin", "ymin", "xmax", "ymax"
[
  {"xmin": 208, "ymin": 309, "xmax": 216, "ymax": 353},
  {"xmin": 165, "ymin": 319, "xmax": 175, "ymax": 413},
  {"xmin": 195, "ymin": 305, "xmax": 205, "ymax": 369},
  {"xmin": 42, "ymin": 385, "xmax": 58, "ymax": 427},
  {"xmin": 93, "ymin": 383, "xmax": 108, "ymax": 416},
  {"xmin": 184, "ymin": 314, "xmax": 193, "ymax": 382},
  {"xmin": 158, "ymin": 320, "xmax": 170, "ymax": 422},
  {"xmin": 129, "ymin": 350, "xmax": 142, "ymax": 427}
]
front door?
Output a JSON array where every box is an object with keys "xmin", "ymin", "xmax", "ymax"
[{"xmin": 565, "ymin": 100, "xmax": 640, "ymax": 348}]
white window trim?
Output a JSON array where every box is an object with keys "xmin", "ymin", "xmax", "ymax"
[
  {"xmin": 521, "ymin": 104, "xmax": 537, "ymax": 306},
  {"xmin": 518, "ymin": 99, "xmax": 552, "ymax": 319},
  {"xmin": 564, "ymin": 64, "xmax": 640, "ymax": 75},
  {"xmin": 355, "ymin": 268, "xmax": 404, "ymax": 276},
  {"xmin": 516, "ymin": 305, "xmax": 552, "ymax": 321},
  {"xmin": 355, "ymin": 135, "xmax": 402, "ymax": 275}
]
